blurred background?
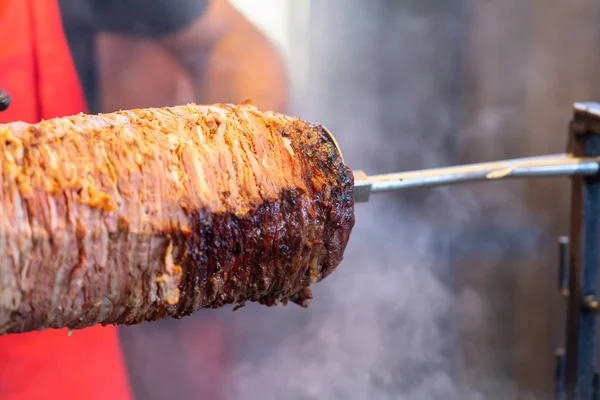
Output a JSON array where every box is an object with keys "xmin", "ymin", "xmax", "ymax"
[{"xmin": 97, "ymin": 1, "xmax": 600, "ymax": 399}]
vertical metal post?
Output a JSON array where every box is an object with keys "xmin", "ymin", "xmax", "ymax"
[
  {"xmin": 562, "ymin": 102, "xmax": 600, "ymax": 399},
  {"xmin": 557, "ymin": 237, "xmax": 570, "ymax": 399},
  {"xmin": 558, "ymin": 347, "xmax": 567, "ymax": 399},
  {"xmin": 559, "ymin": 236, "xmax": 570, "ymax": 299}
]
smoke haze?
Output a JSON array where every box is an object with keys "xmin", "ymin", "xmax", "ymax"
[
  {"xmin": 223, "ymin": 2, "xmax": 539, "ymax": 399},
  {"xmin": 118, "ymin": 1, "xmax": 600, "ymax": 399}
]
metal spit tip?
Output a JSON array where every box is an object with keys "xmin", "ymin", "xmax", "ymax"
[{"xmin": 322, "ymin": 126, "xmax": 344, "ymax": 163}]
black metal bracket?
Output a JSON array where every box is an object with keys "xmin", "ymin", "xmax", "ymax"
[
  {"xmin": 0, "ymin": 88, "xmax": 10, "ymax": 112},
  {"xmin": 556, "ymin": 102, "xmax": 600, "ymax": 400}
]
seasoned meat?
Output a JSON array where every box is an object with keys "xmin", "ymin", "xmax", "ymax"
[{"xmin": 0, "ymin": 103, "xmax": 354, "ymax": 335}]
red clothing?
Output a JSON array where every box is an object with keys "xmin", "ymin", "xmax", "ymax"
[{"xmin": 0, "ymin": 0, "xmax": 132, "ymax": 399}]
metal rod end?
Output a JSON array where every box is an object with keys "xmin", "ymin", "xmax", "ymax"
[
  {"xmin": 353, "ymin": 170, "xmax": 371, "ymax": 203},
  {"xmin": 583, "ymin": 295, "xmax": 599, "ymax": 312},
  {"xmin": 0, "ymin": 89, "xmax": 10, "ymax": 112}
]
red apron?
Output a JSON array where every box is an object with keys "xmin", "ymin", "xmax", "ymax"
[{"xmin": 0, "ymin": 0, "xmax": 133, "ymax": 399}]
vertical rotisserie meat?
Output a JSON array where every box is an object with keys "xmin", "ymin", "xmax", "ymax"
[{"xmin": 0, "ymin": 103, "xmax": 354, "ymax": 335}]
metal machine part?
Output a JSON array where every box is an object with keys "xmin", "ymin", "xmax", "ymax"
[
  {"xmin": 558, "ymin": 102, "xmax": 600, "ymax": 400},
  {"xmin": 0, "ymin": 89, "xmax": 10, "ymax": 111}
]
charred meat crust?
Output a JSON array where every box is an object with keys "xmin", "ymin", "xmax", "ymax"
[{"xmin": 0, "ymin": 104, "xmax": 354, "ymax": 335}]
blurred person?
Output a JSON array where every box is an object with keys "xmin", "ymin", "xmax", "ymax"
[{"xmin": 0, "ymin": 0, "xmax": 287, "ymax": 399}]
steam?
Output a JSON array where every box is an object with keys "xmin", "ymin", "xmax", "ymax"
[
  {"xmin": 226, "ymin": 191, "xmax": 538, "ymax": 400},
  {"xmin": 223, "ymin": 2, "xmax": 541, "ymax": 400},
  {"xmin": 115, "ymin": 2, "xmax": 552, "ymax": 399},
  {"xmin": 227, "ymin": 207, "xmax": 461, "ymax": 400}
]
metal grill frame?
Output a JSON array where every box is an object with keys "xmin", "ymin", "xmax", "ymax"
[{"xmin": 557, "ymin": 102, "xmax": 600, "ymax": 400}]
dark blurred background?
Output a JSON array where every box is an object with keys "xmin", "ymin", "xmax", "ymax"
[{"xmin": 97, "ymin": 1, "xmax": 600, "ymax": 398}]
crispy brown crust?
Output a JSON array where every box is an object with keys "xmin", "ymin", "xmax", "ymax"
[{"xmin": 0, "ymin": 103, "xmax": 354, "ymax": 334}]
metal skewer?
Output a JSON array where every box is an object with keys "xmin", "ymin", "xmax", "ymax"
[
  {"xmin": 321, "ymin": 127, "xmax": 600, "ymax": 203},
  {"xmin": 352, "ymin": 154, "xmax": 600, "ymax": 202}
]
